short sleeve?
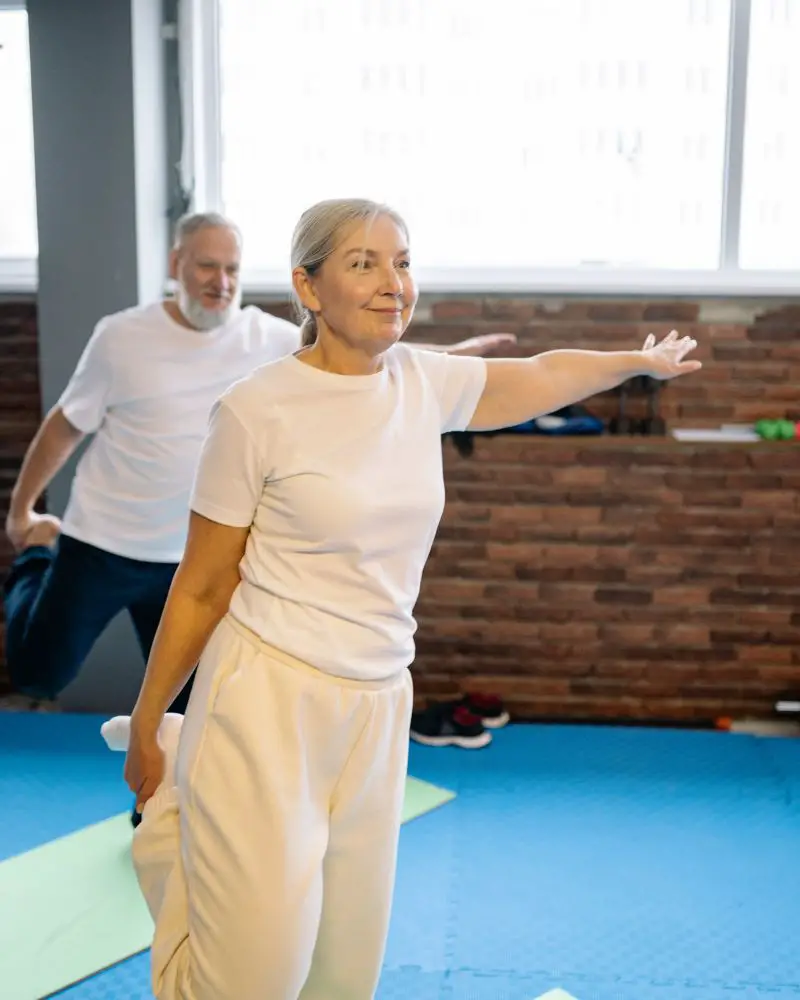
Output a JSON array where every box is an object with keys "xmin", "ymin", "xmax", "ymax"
[
  {"xmin": 252, "ymin": 311, "xmax": 303, "ymax": 363},
  {"xmin": 57, "ymin": 322, "xmax": 114, "ymax": 433},
  {"xmin": 413, "ymin": 349, "xmax": 488, "ymax": 433},
  {"xmin": 266, "ymin": 315, "xmax": 303, "ymax": 356},
  {"xmin": 190, "ymin": 400, "xmax": 265, "ymax": 528}
]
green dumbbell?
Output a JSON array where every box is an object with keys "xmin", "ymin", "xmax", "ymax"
[
  {"xmin": 755, "ymin": 418, "xmax": 797, "ymax": 441},
  {"xmin": 755, "ymin": 419, "xmax": 781, "ymax": 440}
]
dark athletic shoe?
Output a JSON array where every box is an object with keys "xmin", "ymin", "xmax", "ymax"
[
  {"xmin": 459, "ymin": 692, "xmax": 510, "ymax": 729},
  {"xmin": 410, "ymin": 701, "xmax": 492, "ymax": 749}
]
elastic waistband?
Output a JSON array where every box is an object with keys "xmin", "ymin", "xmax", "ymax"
[{"xmin": 222, "ymin": 614, "xmax": 410, "ymax": 693}]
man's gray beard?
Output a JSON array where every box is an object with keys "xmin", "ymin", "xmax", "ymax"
[{"xmin": 177, "ymin": 287, "xmax": 242, "ymax": 331}]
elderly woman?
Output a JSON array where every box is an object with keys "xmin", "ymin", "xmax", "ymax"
[{"xmin": 106, "ymin": 197, "xmax": 701, "ymax": 1000}]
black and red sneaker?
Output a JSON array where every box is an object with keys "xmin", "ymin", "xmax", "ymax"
[
  {"xmin": 460, "ymin": 692, "xmax": 510, "ymax": 729},
  {"xmin": 409, "ymin": 701, "xmax": 492, "ymax": 749}
]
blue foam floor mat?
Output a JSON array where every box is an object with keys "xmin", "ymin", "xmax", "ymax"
[{"xmin": 2, "ymin": 713, "xmax": 799, "ymax": 999}]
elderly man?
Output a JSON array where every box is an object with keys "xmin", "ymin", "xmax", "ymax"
[{"xmin": 2, "ymin": 211, "xmax": 514, "ymax": 714}]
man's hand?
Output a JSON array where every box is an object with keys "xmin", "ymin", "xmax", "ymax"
[
  {"xmin": 5, "ymin": 510, "xmax": 62, "ymax": 553},
  {"xmin": 448, "ymin": 332, "xmax": 518, "ymax": 357}
]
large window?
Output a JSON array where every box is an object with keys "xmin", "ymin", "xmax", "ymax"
[
  {"xmin": 181, "ymin": 0, "xmax": 800, "ymax": 293},
  {"xmin": 0, "ymin": 6, "xmax": 37, "ymax": 291},
  {"xmin": 215, "ymin": 0, "xmax": 735, "ymax": 284}
]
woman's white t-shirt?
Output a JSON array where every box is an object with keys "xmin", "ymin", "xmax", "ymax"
[{"xmin": 190, "ymin": 343, "xmax": 487, "ymax": 681}]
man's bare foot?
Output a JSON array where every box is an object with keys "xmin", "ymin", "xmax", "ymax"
[{"xmin": 23, "ymin": 514, "xmax": 62, "ymax": 550}]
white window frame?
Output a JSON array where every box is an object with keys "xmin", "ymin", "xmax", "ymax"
[{"xmin": 0, "ymin": 0, "xmax": 37, "ymax": 293}]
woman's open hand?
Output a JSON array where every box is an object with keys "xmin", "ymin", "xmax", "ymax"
[{"xmin": 640, "ymin": 330, "xmax": 702, "ymax": 380}]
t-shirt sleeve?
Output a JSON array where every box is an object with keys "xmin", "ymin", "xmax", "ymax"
[
  {"xmin": 189, "ymin": 400, "xmax": 265, "ymax": 528},
  {"xmin": 259, "ymin": 313, "xmax": 303, "ymax": 359},
  {"xmin": 273, "ymin": 317, "xmax": 303, "ymax": 354},
  {"xmin": 412, "ymin": 349, "xmax": 488, "ymax": 433},
  {"xmin": 57, "ymin": 322, "xmax": 114, "ymax": 433}
]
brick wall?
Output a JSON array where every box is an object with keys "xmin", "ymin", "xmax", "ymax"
[
  {"xmin": 0, "ymin": 300, "xmax": 42, "ymax": 689},
  {"xmin": 1, "ymin": 296, "xmax": 798, "ymax": 719},
  {"xmin": 404, "ymin": 298, "xmax": 800, "ymax": 722},
  {"xmin": 416, "ymin": 435, "xmax": 798, "ymax": 722}
]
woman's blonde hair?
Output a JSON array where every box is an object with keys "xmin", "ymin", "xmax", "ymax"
[{"xmin": 290, "ymin": 198, "xmax": 409, "ymax": 347}]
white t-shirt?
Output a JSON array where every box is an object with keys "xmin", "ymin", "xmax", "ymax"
[
  {"xmin": 190, "ymin": 344, "xmax": 487, "ymax": 681},
  {"xmin": 58, "ymin": 303, "xmax": 301, "ymax": 562}
]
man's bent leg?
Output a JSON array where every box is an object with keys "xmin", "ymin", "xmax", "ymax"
[{"xmin": 3, "ymin": 535, "xmax": 128, "ymax": 700}]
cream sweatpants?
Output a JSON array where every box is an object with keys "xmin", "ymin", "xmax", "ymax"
[{"xmin": 107, "ymin": 615, "xmax": 413, "ymax": 1000}]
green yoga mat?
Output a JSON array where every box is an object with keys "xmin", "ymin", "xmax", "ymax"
[
  {"xmin": 0, "ymin": 775, "xmax": 455, "ymax": 1000},
  {"xmin": 0, "ymin": 814, "xmax": 152, "ymax": 1000},
  {"xmin": 402, "ymin": 774, "xmax": 456, "ymax": 822}
]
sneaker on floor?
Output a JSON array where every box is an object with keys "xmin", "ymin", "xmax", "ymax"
[
  {"xmin": 410, "ymin": 701, "xmax": 492, "ymax": 749},
  {"xmin": 459, "ymin": 692, "xmax": 510, "ymax": 729}
]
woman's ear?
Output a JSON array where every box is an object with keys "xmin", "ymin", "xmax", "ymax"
[{"xmin": 292, "ymin": 267, "xmax": 321, "ymax": 315}]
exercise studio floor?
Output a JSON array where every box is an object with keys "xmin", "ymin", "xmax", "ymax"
[{"xmin": 1, "ymin": 714, "xmax": 798, "ymax": 1000}]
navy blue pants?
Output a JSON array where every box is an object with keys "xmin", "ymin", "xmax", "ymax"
[{"xmin": 3, "ymin": 534, "xmax": 192, "ymax": 712}]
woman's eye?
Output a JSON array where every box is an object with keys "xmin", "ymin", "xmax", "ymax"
[
  {"xmin": 351, "ymin": 259, "xmax": 370, "ymax": 270},
  {"xmin": 398, "ymin": 260, "xmax": 411, "ymax": 270}
]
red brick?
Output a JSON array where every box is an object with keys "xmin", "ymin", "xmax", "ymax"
[
  {"xmin": 756, "ymin": 665, "xmax": 800, "ymax": 684},
  {"xmin": 585, "ymin": 302, "xmax": 646, "ymax": 321},
  {"xmin": 642, "ymin": 303, "xmax": 700, "ymax": 323},
  {"xmin": 541, "ymin": 506, "xmax": 603, "ymax": 527},
  {"xmin": 600, "ymin": 623, "xmax": 657, "ymax": 644},
  {"xmin": 725, "ymin": 473, "xmax": 785, "ymax": 490},
  {"xmin": 651, "ymin": 586, "xmax": 710, "ymax": 606},
  {"xmin": 732, "ymin": 401, "xmax": 793, "ymax": 421},
  {"xmin": 736, "ymin": 646, "xmax": 795, "ymax": 665},
  {"xmin": 594, "ymin": 587, "xmax": 653, "ymax": 606},
  {"xmin": 658, "ymin": 624, "xmax": 711, "ymax": 645},
  {"xmin": 528, "ymin": 302, "xmax": 591, "ymax": 321},
  {"xmin": 549, "ymin": 466, "xmax": 609, "ymax": 487},
  {"xmin": 430, "ymin": 300, "xmax": 482, "ymax": 320},
  {"xmin": 738, "ymin": 571, "xmax": 800, "ymax": 587},
  {"xmin": 710, "ymin": 588, "xmax": 798, "ymax": 606},
  {"xmin": 481, "ymin": 299, "xmax": 539, "ymax": 322},
  {"xmin": 739, "ymin": 490, "xmax": 796, "ymax": 510},
  {"xmin": 747, "ymin": 325, "xmax": 798, "ymax": 342},
  {"xmin": 770, "ymin": 345, "xmax": 800, "ymax": 362}
]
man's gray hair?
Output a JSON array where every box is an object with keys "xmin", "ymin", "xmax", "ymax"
[{"xmin": 172, "ymin": 211, "xmax": 242, "ymax": 250}]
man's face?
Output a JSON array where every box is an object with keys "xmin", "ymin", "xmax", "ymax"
[{"xmin": 171, "ymin": 225, "xmax": 242, "ymax": 330}]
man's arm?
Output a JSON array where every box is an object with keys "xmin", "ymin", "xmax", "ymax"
[
  {"xmin": 5, "ymin": 407, "xmax": 86, "ymax": 549},
  {"xmin": 6, "ymin": 315, "xmax": 116, "ymax": 549},
  {"xmin": 412, "ymin": 332, "xmax": 518, "ymax": 357}
]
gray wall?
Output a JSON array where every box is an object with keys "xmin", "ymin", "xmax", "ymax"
[{"xmin": 27, "ymin": 0, "xmax": 171, "ymax": 712}]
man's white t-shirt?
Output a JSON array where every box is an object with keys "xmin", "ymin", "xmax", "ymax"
[
  {"xmin": 58, "ymin": 303, "xmax": 301, "ymax": 562},
  {"xmin": 190, "ymin": 344, "xmax": 487, "ymax": 681}
]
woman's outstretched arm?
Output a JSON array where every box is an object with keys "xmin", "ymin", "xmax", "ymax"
[{"xmin": 468, "ymin": 330, "xmax": 701, "ymax": 431}]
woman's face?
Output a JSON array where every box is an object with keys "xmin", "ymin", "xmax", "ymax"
[{"xmin": 298, "ymin": 214, "xmax": 418, "ymax": 354}]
